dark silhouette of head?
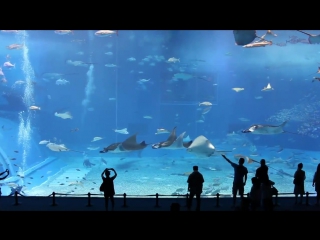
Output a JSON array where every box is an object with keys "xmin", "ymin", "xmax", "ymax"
[
  {"xmin": 260, "ymin": 159, "xmax": 266, "ymax": 166},
  {"xmin": 105, "ymin": 170, "xmax": 111, "ymax": 177},
  {"xmin": 193, "ymin": 166, "xmax": 198, "ymax": 171},
  {"xmin": 239, "ymin": 158, "xmax": 245, "ymax": 165},
  {"xmin": 317, "ymin": 163, "xmax": 320, "ymax": 172},
  {"xmin": 298, "ymin": 163, "xmax": 303, "ymax": 169}
]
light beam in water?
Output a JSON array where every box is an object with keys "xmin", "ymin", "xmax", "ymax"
[
  {"xmin": 81, "ymin": 30, "xmax": 95, "ymax": 125},
  {"xmin": 81, "ymin": 64, "xmax": 95, "ymax": 124},
  {"xmin": 17, "ymin": 30, "xmax": 35, "ymax": 180}
]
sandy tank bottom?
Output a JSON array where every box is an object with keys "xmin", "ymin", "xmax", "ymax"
[{"xmin": 24, "ymin": 152, "xmax": 318, "ymax": 197}]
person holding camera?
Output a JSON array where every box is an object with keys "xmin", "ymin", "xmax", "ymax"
[
  {"xmin": 100, "ymin": 168, "xmax": 117, "ymax": 211},
  {"xmin": 0, "ymin": 169, "xmax": 9, "ymax": 180}
]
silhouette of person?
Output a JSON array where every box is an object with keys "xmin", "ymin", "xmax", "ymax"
[
  {"xmin": 255, "ymin": 159, "xmax": 269, "ymax": 185},
  {"xmin": 0, "ymin": 169, "xmax": 9, "ymax": 180},
  {"xmin": 187, "ymin": 166, "xmax": 204, "ymax": 211},
  {"xmin": 222, "ymin": 155, "xmax": 248, "ymax": 207},
  {"xmin": 262, "ymin": 180, "xmax": 274, "ymax": 211},
  {"xmin": 101, "ymin": 168, "xmax": 117, "ymax": 211},
  {"xmin": 255, "ymin": 159, "xmax": 269, "ymax": 203},
  {"xmin": 312, "ymin": 163, "xmax": 320, "ymax": 206},
  {"xmin": 249, "ymin": 177, "xmax": 261, "ymax": 211},
  {"xmin": 293, "ymin": 163, "xmax": 306, "ymax": 204}
]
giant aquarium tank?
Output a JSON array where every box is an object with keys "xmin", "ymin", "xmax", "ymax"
[{"xmin": 0, "ymin": 30, "xmax": 319, "ymax": 197}]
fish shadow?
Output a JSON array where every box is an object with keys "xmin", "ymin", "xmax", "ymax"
[{"xmin": 115, "ymin": 160, "xmax": 139, "ymax": 170}]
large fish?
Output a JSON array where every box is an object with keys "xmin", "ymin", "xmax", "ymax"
[
  {"xmin": 40, "ymin": 72, "xmax": 76, "ymax": 82},
  {"xmin": 186, "ymin": 135, "xmax": 231, "ymax": 157},
  {"xmin": 55, "ymin": 112, "xmax": 73, "ymax": 119},
  {"xmin": 242, "ymin": 121, "xmax": 288, "ymax": 135},
  {"xmin": 46, "ymin": 143, "xmax": 84, "ymax": 153},
  {"xmin": 233, "ymin": 30, "xmax": 257, "ymax": 46},
  {"xmin": 114, "ymin": 128, "xmax": 129, "ymax": 134},
  {"xmin": 165, "ymin": 131, "xmax": 188, "ymax": 149},
  {"xmin": 155, "ymin": 128, "xmax": 170, "ymax": 134},
  {"xmin": 173, "ymin": 72, "xmax": 194, "ymax": 81},
  {"xmin": 152, "ymin": 127, "xmax": 177, "ymax": 149},
  {"xmin": 153, "ymin": 130, "xmax": 187, "ymax": 150},
  {"xmin": 121, "ymin": 133, "xmax": 148, "ymax": 151},
  {"xmin": 99, "ymin": 133, "xmax": 148, "ymax": 153},
  {"xmin": 99, "ymin": 142, "xmax": 123, "ymax": 153},
  {"xmin": 94, "ymin": 30, "xmax": 118, "ymax": 37}
]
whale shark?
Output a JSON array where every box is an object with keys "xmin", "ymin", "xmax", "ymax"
[
  {"xmin": 242, "ymin": 121, "xmax": 288, "ymax": 135},
  {"xmin": 186, "ymin": 135, "xmax": 231, "ymax": 157}
]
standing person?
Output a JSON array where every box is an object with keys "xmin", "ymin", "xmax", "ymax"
[
  {"xmin": 101, "ymin": 168, "xmax": 117, "ymax": 211},
  {"xmin": 221, "ymin": 155, "xmax": 248, "ymax": 207},
  {"xmin": 293, "ymin": 163, "xmax": 306, "ymax": 204},
  {"xmin": 187, "ymin": 166, "xmax": 204, "ymax": 211},
  {"xmin": 255, "ymin": 159, "xmax": 269, "ymax": 185},
  {"xmin": 312, "ymin": 163, "xmax": 320, "ymax": 206},
  {"xmin": 255, "ymin": 159, "xmax": 269, "ymax": 206}
]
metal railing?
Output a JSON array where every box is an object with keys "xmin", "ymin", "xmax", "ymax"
[{"xmin": 5, "ymin": 190, "xmax": 317, "ymax": 209}]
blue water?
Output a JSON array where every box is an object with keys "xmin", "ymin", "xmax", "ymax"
[{"xmin": 0, "ymin": 30, "xmax": 320, "ymax": 196}]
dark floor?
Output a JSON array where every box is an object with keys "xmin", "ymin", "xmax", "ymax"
[{"xmin": 0, "ymin": 194, "xmax": 319, "ymax": 211}]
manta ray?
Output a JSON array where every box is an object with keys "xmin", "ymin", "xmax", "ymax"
[
  {"xmin": 99, "ymin": 142, "xmax": 123, "ymax": 153},
  {"xmin": 121, "ymin": 134, "xmax": 148, "ymax": 151},
  {"xmin": 100, "ymin": 133, "xmax": 148, "ymax": 153},
  {"xmin": 166, "ymin": 132, "xmax": 188, "ymax": 149},
  {"xmin": 233, "ymin": 30, "xmax": 257, "ymax": 45},
  {"xmin": 152, "ymin": 127, "xmax": 177, "ymax": 149},
  {"xmin": 152, "ymin": 129, "xmax": 188, "ymax": 150},
  {"xmin": 186, "ymin": 135, "xmax": 231, "ymax": 157},
  {"xmin": 242, "ymin": 121, "xmax": 288, "ymax": 135}
]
